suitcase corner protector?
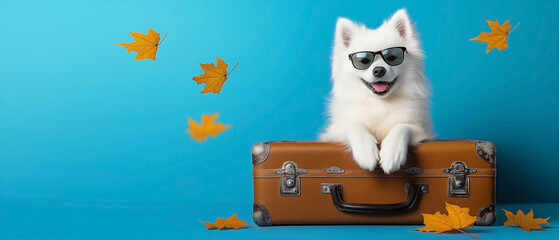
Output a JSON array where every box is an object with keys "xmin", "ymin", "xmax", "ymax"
[
  {"xmin": 475, "ymin": 204, "xmax": 496, "ymax": 226},
  {"xmin": 475, "ymin": 141, "xmax": 497, "ymax": 165},
  {"xmin": 252, "ymin": 142, "xmax": 271, "ymax": 165},
  {"xmin": 253, "ymin": 203, "xmax": 272, "ymax": 226}
]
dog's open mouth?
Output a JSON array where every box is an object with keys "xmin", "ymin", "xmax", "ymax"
[{"xmin": 362, "ymin": 78, "xmax": 397, "ymax": 96}]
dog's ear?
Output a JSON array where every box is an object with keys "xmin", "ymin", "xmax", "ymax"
[
  {"xmin": 387, "ymin": 9, "xmax": 415, "ymax": 40},
  {"xmin": 335, "ymin": 18, "xmax": 359, "ymax": 48}
]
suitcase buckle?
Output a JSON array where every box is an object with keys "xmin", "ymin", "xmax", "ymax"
[
  {"xmin": 443, "ymin": 161, "xmax": 477, "ymax": 197},
  {"xmin": 274, "ymin": 161, "xmax": 308, "ymax": 197}
]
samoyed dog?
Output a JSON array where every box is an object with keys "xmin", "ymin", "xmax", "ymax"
[{"xmin": 320, "ymin": 9, "xmax": 433, "ymax": 174}]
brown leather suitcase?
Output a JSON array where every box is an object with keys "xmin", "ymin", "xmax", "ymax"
[{"xmin": 252, "ymin": 140, "xmax": 496, "ymax": 226}]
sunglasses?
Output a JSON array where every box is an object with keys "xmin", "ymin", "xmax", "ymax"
[{"xmin": 348, "ymin": 47, "xmax": 407, "ymax": 70}]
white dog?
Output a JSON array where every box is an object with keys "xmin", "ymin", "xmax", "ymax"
[{"xmin": 320, "ymin": 9, "xmax": 433, "ymax": 174}]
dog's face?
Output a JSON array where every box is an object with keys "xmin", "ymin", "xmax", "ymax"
[{"xmin": 331, "ymin": 9, "xmax": 427, "ymax": 99}]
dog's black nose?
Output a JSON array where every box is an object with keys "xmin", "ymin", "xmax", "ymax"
[{"xmin": 373, "ymin": 67, "xmax": 386, "ymax": 78}]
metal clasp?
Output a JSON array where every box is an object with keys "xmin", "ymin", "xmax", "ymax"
[
  {"xmin": 274, "ymin": 161, "xmax": 308, "ymax": 197},
  {"xmin": 443, "ymin": 161, "xmax": 476, "ymax": 197}
]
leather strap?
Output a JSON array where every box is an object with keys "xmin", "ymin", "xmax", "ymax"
[{"xmin": 328, "ymin": 183, "xmax": 423, "ymax": 214}]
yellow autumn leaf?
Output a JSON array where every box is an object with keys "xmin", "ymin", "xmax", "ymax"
[
  {"xmin": 202, "ymin": 218, "xmax": 226, "ymax": 230},
  {"xmin": 416, "ymin": 202, "xmax": 478, "ymax": 239},
  {"xmin": 503, "ymin": 209, "xmax": 550, "ymax": 232},
  {"xmin": 470, "ymin": 19, "xmax": 519, "ymax": 53},
  {"xmin": 192, "ymin": 57, "xmax": 239, "ymax": 94},
  {"xmin": 115, "ymin": 27, "xmax": 167, "ymax": 61},
  {"xmin": 200, "ymin": 213, "xmax": 247, "ymax": 230},
  {"xmin": 223, "ymin": 213, "xmax": 247, "ymax": 230},
  {"xmin": 186, "ymin": 113, "xmax": 230, "ymax": 141}
]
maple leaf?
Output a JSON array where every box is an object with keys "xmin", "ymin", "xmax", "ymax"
[
  {"xmin": 186, "ymin": 113, "xmax": 230, "ymax": 141},
  {"xmin": 115, "ymin": 27, "xmax": 167, "ymax": 61},
  {"xmin": 416, "ymin": 202, "xmax": 478, "ymax": 239},
  {"xmin": 503, "ymin": 209, "xmax": 550, "ymax": 232},
  {"xmin": 223, "ymin": 213, "xmax": 247, "ymax": 230},
  {"xmin": 192, "ymin": 57, "xmax": 239, "ymax": 94},
  {"xmin": 470, "ymin": 20, "xmax": 519, "ymax": 53},
  {"xmin": 202, "ymin": 218, "xmax": 226, "ymax": 230},
  {"xmin": 201, "ymin": 213, "xmax": 247, "ymax": 230}
]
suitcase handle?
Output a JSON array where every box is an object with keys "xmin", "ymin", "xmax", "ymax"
[{"xmin": 327, "ymin": 183, "xmax": 427, "ymax": 214}]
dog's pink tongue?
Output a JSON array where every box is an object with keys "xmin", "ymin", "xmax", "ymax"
[{"xmin": 372, "ymin": 82, "xmax": 388, "ymax": 92}]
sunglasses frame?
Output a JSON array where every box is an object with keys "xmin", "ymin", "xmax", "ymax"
[{"xmin": 348, "ymin": 47, "xmax": 407, "ymax": 70}]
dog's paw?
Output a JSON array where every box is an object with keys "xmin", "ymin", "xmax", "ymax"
[
  {"xmin": 349, "ymin": 135, "xmax": 380, "ymax": 171},
  {"xmin": 379, "ymin": 135, "xmax": 408, "ymax": 174}
]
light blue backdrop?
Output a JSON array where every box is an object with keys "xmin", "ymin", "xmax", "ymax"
[{"xmin": 1, "ymin": 0, "xmax": 559, "ymax": 238}]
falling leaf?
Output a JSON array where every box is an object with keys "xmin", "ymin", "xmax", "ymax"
[
  {"xmin": 186, "ymin": 113, "xmax": 230, "ymax": 141},
  {"xmin": 470, "ymin": 20, "xmax": 519, "ymax": 53},
  {"xmin": 201, "ymin": 213, "xmax": 247, "ymax": 230},
  {"xmin": 192, "ymin": 57, "xmax": 239, "ymax": 94},
  {"xmin": 503, "ymin": 209, "xmax": 550, "ymax": 232},
  {"xmin": 416, "ymin": 202, "xmax": 478, "ymax": 239},
  {"xmin": 115, "ymin": 27, "xmax": 167, "ymax": 61}
]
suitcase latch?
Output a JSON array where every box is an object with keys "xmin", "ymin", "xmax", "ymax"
[
  {"xmin": 274, "ymin": 161, "xmax": 308, "ymax": 197},
  {"xmin": 443, "ymin": 161, "xmax": 476, "ymax": 197}
]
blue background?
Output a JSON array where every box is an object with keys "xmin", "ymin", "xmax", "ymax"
[{"xmin": 1, "ymin": 0, "xmax": 558, "ymax": 239}]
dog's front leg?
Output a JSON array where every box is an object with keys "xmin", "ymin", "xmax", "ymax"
[
  {"xmin": 345, "ymin": 122, "xmax": 379, "ymax": 171},
  {"xmin": 379, "ymin": 124, "xmax": 422, "ymax": 174}
]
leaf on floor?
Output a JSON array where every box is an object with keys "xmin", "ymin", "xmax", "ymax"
[
  {"xmin": 200, "ymin": 213, "xmax": 247, "ymax": 230},
  {"xmin": 416, "ymin": 202, "xmax": 478, "ymax": 239},
  {"xmin": 503, "ymin": 209, "xmax": 550, "ymax": 232}
]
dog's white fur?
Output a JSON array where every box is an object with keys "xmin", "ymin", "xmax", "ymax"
[{"xmin": 320, "ymin": 9, "xmax": 433, "ymax": 174}]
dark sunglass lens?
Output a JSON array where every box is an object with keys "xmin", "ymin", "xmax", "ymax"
[
  {"xmin": 351, "ymin": 52, "xmax": 374, "ymax": 70},
  {"xmin": 381, "ymin": 48, "xmax": 405, "ymax": 66}
]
